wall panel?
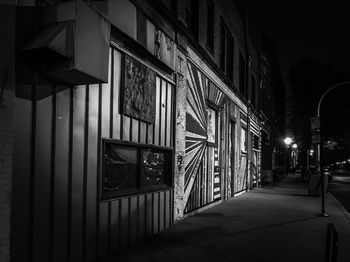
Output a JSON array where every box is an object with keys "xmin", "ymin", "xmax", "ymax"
[
  {"xmin": 137, "ymin": 195, "xmax": 146, "ymax": 240},
  {"xmin": 129, "ymin": 197, "xmax": 138, "ymax": 244},
  {"xmin": 112, "ymin": 50, "xmax": 122, "ymax": 140},
  {"xmin": 33, "ymin": 94, "xmax": 52, "ymax": 262},
  {"xmin": 98, "ymin": 202, "xmax": 109, "ymax": 259},
  {"xmin": 110, "ymin": 200, "xmax": 120, "ymax": 253},
  {"xmin": 71, "ymin": 85, "xmax": 86, "ymax": 262},
  {"xmin": 120, "ymin": 198, "xmax": 129, "ymax": 248},
  {"xmin": 53, "ymin": 88, "xmax": 70, "ymax": 262},
  {"xmin": 85, "ymin": 84, "xmax": 99, "ymax": 261},
  {"xmin": 12, "ymin": 97, "xmax": 32, "ymax": 262}
]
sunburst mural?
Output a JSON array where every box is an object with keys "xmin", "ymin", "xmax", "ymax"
[{"xmin": 184, "ymin": 61, "xmax": 226, "ymax": 212}]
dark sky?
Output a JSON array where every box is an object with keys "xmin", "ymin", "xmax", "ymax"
[{"xmin": 234, "ymin": 0, "xmax": 350, "ymax": 82}]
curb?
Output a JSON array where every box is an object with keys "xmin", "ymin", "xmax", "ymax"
[{"xmin": 327, "ymin": 192, "xmax": 350, "ymax": 223}]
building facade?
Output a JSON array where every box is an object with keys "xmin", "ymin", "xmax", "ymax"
[{"xmin": 0, "ymin": 1, "xmax": 284, "ymax": 261}]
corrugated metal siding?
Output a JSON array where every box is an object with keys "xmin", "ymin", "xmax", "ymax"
[{"xmin": 12, "ymin": 46, "xmax": 174, "ymax": 262}]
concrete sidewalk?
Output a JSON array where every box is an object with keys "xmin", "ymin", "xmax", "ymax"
[{"xmin": 104, "ymin": 174, "xmax": 350, "ymax": 262}]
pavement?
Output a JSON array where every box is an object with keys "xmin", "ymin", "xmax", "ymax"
[{"xmin": 104, "ymin": 174, "xmax": 350, "ymax": 262}]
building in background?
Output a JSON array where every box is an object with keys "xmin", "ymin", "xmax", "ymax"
[{"xmin": 0, "ymin": 1, "xmax": 285, "ymax": 261}]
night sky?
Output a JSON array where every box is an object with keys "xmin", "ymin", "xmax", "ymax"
[
  {"xmin": 234, "ymin": 0, "xmax": 350, "ymax": 156},
  {"xmin": 234, "ymin": 0, "xmax": 350, "ymax": 82}
]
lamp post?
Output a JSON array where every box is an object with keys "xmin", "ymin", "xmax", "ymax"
[
  {"xmin": 283, "ymin": 137, "xmax": 293, "ymax": 174},
  {"xmin": 317, "ymin": 81, "xmax": 350, "ymax": 217}
]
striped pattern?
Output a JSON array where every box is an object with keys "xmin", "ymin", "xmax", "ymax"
[
  {"xmin": 213, "ymin": 148, "xmax": 221, "ymax": 200},
  {"xmin": 250, "ymin": 118, "xmax": 260, "ymax": 137},
  {"xmin": 184, "ymin": 62, "xmax": 223, "ymax": 213},
  {"xmin": 205, "ymin": 80, "xmax": 226, "ymax": 107}
]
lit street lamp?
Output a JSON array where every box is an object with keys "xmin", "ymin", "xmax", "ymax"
[
  {"xmin": 283, "ymin": 137, "xmax": 293, "ymax": 147},
  {"xmin": 283, "ymin": 137, "xmax": 293, "ymax": 174},
  {"xmin": 316, "ymin": 81, "xmax": 350, "ymax": 217}
]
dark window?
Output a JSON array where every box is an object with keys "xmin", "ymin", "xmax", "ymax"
[
  {"xmin": 220, "ymin": 19, "xmax": 234, "ymax": 81},
  {"xmin": 239, "ymin": 52, "xmax": 246, "ymax": 96},
  {"xmin": 185, "ymin": 0, "xmax": 198, "ymax": 38},
  {"xmin": 102, "ymin": 140, "xmax": 173, "ymax": 199},
  {"xmin": 142, "ymin": 149, "xmax": 167, "ymax": 186},
  {"xmin": 220, "ymin": 21, "xmax": 226, "ymax": 71},
  {"xmin": 206, "ymin": 0, "xmax": 214, "ymax": 51},
  {"xmin": 251, "ymin": 75, "xmax": 256, "ymax": 106},
  {"xmin": 104, "ymin": 144, "xmax": 138, "ymax": 192},
  {"xmin": 226, "ymin": 34, "xmax": 234, "ymax": 81}
]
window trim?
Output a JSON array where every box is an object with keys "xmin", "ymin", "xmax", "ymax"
[
  {"xmin": 220, "ymin": 18, "xmax": 234, "ymax": 82},
  {"xmin": 101, "ymin": 139, "xmax": 174, "ymax": 200},
  {"xmin": 206, "ymin": 100, "xmax": 219, "ymax": 147}
]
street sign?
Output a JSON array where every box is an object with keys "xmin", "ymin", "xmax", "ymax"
[
  {"xmin": 312, "ymin": 134, "xmax": 320, "ymax": 144},
  {"xmin": 311, "ymin": 117, "xmax": 320, "ymax": 130},
  {"xmin": 311, "ymin": 129, "xmax": 320, "ymax": 144}
]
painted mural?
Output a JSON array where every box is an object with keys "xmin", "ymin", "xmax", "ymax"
[{"xmin": 184, "ymin": 62, "xmax": 225, "ymax": 213}]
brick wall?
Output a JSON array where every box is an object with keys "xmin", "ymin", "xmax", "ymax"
[{"xmin": 174, "ymin": 47, "xmax": 187, "ymax": 221}]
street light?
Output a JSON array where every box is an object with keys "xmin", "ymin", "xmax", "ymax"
[
  {"xmin": 283, "ymin": 137, "xmax": 293, "ymax": 174},
  {"xmin": 292, "ymin": 143, "xmax": 298, "ymax": 149},
  {"xmin": 283, "ymin": 137, "xmax": 293, "ymax": 147},
  {"xmin": 316, "ymin": 81, "xmax": 350, "ymax": 217}
]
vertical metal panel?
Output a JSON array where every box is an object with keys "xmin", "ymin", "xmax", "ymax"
[
  {"xmin": 129, "ymin": 197, "xmax": 138, "ymax": 244},
  {"xmin": 154, "ymin": 77, "xmax": 160, "ymax": 145},
  {"xmin": 147, "ymin": 123, "xmax": 153, "ymax": 144},
  {"xmin": 113, "ymin": 49, "xmax": 122, "ymax": 140},
  {"xmin": 166, "ymin": 83, "xmax": 172, "ymax": 147},
  {"xmin": 85, "ymin": 84, "xmax": 99, "ymax": 261},
  {"xmin": 33, "ymin": 94, "xmax": 52, "ymax": 262},
  {"xmin": 139, "ymin": 121, "xmax": 147, "ymax": 144},
  {"xmin": 131, "ymin": 118, "xmax": 139, "ymax": 142},
  {"xmin": 71, "ymin": 85, "xmax": 86, "ymax": 262},
  {"xmin": 53, "ymin": 88, "xmax": 70, "ymax": 262},
  {"xmin": 164, "ymin": 191, "xmax": 170, "ymax": 228},
  {"xmin": 12, "ymin": 97, "xmax": 32, "ymax": 262},
  {"xmin": 122, "ymin": 116, "xmax": 131, "ymax": 141},
  {"xmin": 170, "ymin": 189, "xmax": 174, "ymax": 225},
  {"xmin": 110, "ymin": 200, "xmax": 120, "ymax": 253},
  {"xmin": 145, "ymin": 193, "xmax": 153, "ymax": 236},
  {"xmin": 160, "ymin": 79, "xmax": 166, "ymax": 146},
  {"xmin": 120, "ymin": 198, "xmax": 129, "ymax": 248},
  {"xmin": 159, "ymin": 192, "xmax": 165, "ymax": 231},
  {"xmin": 98, "ymin": 202, "xmax": 109, "ymax": 259},
  {"xmin": 203, "ymin": 147, "xmax": 207, "ymax": 205},
  {"xmin": 101, "ymin": 66, "xmax": 111, "ymax": 138},
  {"xmin": 153, "ymin": 192, "xmax": 159, "ymax": 234},
  {"xmin": 138, "ymin": 195, "xmax": 146, "ymax": 240}
]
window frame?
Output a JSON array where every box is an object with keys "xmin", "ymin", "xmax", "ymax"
[
  {"xmin": 101, "ymin": 139, "xmax": 174, "ymax": 200},
  {"xmin": 206, "ymin": 101, "xmax": 219, "ymax": 147},
  {"xmin": 220, "ymin": 18, "xmax": 234, "ymax": 82}
]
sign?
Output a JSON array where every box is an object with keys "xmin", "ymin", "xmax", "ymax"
[
  {"xmin": 311, "ymin": 117, "xmax": 320, "ymax": 130},
  {"xmin": 311, "ymin": 130, "xmax": 320, "ymax": 144},
  {"xmin": 312, "ymin": 134, "xmax": 320, "ymax": 144}
]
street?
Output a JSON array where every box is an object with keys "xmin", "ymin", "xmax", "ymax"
[{"xmin": 328, "ymin": 174, "xmax": 350, "ymax": 213}]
